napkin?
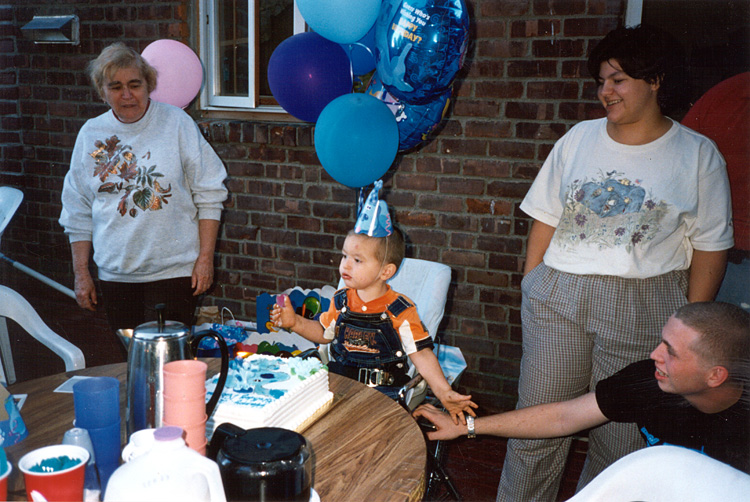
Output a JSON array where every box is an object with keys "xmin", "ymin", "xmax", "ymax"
[{"xmin": 0, "ymin": 383, "xmax": 28, "ymax": 446}]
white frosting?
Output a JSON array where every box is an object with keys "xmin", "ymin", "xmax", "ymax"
[{"xmin": 205, "ymin": 354, "xmax": 332, "ymax": 433}]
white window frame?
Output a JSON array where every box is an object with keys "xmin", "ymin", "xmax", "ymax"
[
  {"xmin": 198, "ymin": 0, "xmax": 306, "ymax": 112},
  {"xmin": 624, "ymin": 0, "xmax": 643, "ymax": 27}
]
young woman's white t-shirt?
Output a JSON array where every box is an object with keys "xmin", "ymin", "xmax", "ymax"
[{"xmin": 520, "ymin": 118, "xmax": 733, "ymax": 279}]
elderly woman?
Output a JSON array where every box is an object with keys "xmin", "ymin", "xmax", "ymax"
[
  {"xmin": 499, "ymin": 25, "xmax": 733, "ymax": 501},
  {"xmin": 59, "ymin": 43, "xmax": 227, "ymax": 332}
]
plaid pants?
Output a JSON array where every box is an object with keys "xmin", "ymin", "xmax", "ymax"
[{"xmin": 497, "ymin": 263, "xmax": 688, "ymax": 501}]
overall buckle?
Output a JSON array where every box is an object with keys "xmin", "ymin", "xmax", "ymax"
[{"xmin": 357, "ymin": 367, "xmax": 395, "ymax": 387}]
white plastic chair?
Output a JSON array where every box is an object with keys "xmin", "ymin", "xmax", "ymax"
[
  {"xmin": 568, "ymin": 445, "xmax": 750, "ymax": 502},
  {"xmin": 0, "ymin": 285, "xmax": 85, "ymax": 384},
  {"xmin": 329, "ymin": 257, "xmax": 454, "ymax": 410},
  {"xmin": 0, "ymin": 186, "xmax": 76, "ymax": 299},
  {"xmin": 0, "ymin": 187, "xmax": 23, "ymax": 244}
]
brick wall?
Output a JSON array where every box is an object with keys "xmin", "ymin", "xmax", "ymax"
[{"xmin": 0, "ymin": 0, "xmax": 623, "ymax": 413}]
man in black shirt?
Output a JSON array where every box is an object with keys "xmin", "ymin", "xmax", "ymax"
[{"xmin": 414, "ymin": 302, "xmax": 750, "ymax": 474}]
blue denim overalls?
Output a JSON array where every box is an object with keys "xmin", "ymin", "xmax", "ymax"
[{"xmin": 328, "ymin": 289, "xmax": 412, "ymax": 398}]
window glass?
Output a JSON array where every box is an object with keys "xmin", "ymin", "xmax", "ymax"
[
  {"xmin": 199, "ymin": 0, "xmax": 303, "ymax": 112},
  {"xmin": 218, "ymin": 0, "xmax": 249, "ymax": 97},
  {"xmin": 258, "ymin": 0, "xmax": 295, "ymax": 101}
]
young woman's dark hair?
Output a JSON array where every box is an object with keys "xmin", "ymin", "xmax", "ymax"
[{"xmin": 587, "ymin": 24, "xmax": 687, "ymax": 116}]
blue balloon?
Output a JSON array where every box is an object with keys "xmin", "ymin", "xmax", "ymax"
[
  {"xmin": 367, "ymin": 72, "xmax": 452, "ymax": 151},
  {"xmin": 375, "ymin": 0, "xmax": 469, "ymax": 104},
  {"xmin": 314, "ymin": 94, "xmax": 399, "ymax": 188},
  {"xmin": 297, "ymin": 0, "xmax": 382, "ymax": 44},
  {"xmin": 267, "ymin": 32, "xmax": 352, "ymax": 122},
  {"xmin": 341, "ymin": 23, "xmax": 378, "ymax": 76}
]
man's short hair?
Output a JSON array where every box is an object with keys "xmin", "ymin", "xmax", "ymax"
[{"xmin": 675, "ymin": 302, "xmax": 750, "ymax": 382}]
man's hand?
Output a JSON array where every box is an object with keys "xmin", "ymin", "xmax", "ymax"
[{"xmin": 413, "ymin": 404, "xmax": 466, "ymax": 441}]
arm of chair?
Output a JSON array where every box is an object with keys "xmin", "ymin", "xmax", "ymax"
[
  {"xmin": 0, "ymin": 286, "xmax": 85, "ymax": 371},
  {"xmin": 397, "ymin": 374, "xmax": 425, "ymax": 412}
]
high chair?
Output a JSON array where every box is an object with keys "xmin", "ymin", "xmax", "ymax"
[
  {"xmin": 398, "ymin": 345, "xmax": 465, "ymax": 502},
  {"xmin": 324, "ymin": 257, "xmax": 453, "ymax": 409},
  {"xmin": 332, "ymin": 257, "xmax": 464, "ymax": 500},
  {"xmin": 283, "ymin": 258, "xmax": 465, "ymax": 500}
]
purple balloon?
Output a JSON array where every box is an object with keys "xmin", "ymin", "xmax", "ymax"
[{"xmin": 268, "ymin": 32, "xmax": 353, "ymax": 122}]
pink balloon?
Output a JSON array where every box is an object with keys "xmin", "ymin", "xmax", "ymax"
[{"xmin": 142, "ymin": 40, "xmax": 203, "ymax": 109}]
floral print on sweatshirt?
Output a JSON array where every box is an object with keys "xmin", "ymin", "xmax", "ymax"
[{"xmin": 90, "ymin": 135, "xmax": 172, "ymax": 217}]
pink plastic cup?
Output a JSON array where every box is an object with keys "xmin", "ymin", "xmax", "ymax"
[
  {"xmin": 163, "ymin": 360, "xmax": 208, "ymax": 400},
  {"xmin": 163, "ymin": 393, "xmax": 207, "ymax": 424},
  {"xmin": 163, "ymin": 415, "xmax": 207, "ymax": 452},
  {"xmin": 19, "ymin": 444, "xmax": 89, "ymax": 502}
]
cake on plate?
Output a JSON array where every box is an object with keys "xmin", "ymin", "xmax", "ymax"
[{"xmin": 205, "ymin": 354, "xmax": 333, "ymax": 434}]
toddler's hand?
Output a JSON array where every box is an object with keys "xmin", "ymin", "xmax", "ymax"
[
  {"xmin": 270, "ymin": 299, "xmax": 296, "ymax": 330},
  {"xmin": 438, "ymin": 390, "xmax": 478, "ymax": 425}
]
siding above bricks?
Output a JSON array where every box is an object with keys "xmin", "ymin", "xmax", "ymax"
[{"xmin": 0, "ymin": 0, "xmax": 622, "ymax": 414}]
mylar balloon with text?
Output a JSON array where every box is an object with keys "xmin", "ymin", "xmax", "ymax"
[
  {"xmin": 297, "ymin": 0, "xmax": 382, "ymax": 44},
  {"xmin": 314, "ymin": 93, "xmax": 399, "ymax": 188},
  {"xmin": 267, "ymin": 32, "xmax": 352, "ymax": 122},
  {"xmin": 367, "ymin": 72, "xmax": 452, "ymax": 151},
  {"xmin": 375, "ymin": 0, "xmax": 469, "ymax": 104}
]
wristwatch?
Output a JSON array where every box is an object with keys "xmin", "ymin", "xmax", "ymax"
[{"xmin": 466, "ymin": 415, "xmax": 476, "ymax": 439}]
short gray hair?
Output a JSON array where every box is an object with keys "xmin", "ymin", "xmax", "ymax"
[{"xmin": 88, "ymin": 43, "xmax": 158, "ymax": 100}]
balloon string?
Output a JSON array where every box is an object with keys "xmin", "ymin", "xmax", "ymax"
[
  {"xmin": 357, "ymin": 186, "xmax": 366, "ymax": 216},
  {"xmin": 345, "ymin": 42, "xmax": 375, "ymax": 87},
  {"xmin": 345, "ymin": 44, "xmax": 356, "ymax": 87}
]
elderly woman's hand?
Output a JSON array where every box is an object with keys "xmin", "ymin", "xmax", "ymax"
[
  {"xmin": 74, "ymin": 271, "xmax": 98, "ymax": 311},
  {"xmin": 191, "ymin": 254, "xmax": 214, "ymax": 296}
]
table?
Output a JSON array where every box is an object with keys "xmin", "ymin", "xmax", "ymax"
[{"xmin": 6, "ymin": 361, "xmax": 426, "ymax": 501}]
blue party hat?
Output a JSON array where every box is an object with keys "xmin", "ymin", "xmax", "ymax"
[{"xmin": 354, "ymin": 180, "xmax": 392, "ymax": 237}]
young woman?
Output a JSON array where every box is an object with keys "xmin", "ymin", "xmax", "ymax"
[{"xmin": 499, "ymin": 25, "xmax": 733, "ymax": 501}]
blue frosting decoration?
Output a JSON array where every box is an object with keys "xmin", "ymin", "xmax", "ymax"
[{"xmin": 354, "ymin": 180, "xmax": 392, "ymax": 237}]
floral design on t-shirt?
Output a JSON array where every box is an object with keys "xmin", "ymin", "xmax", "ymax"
[
  {"xmin": 553, "ymin": 170, "xmax": 668, "ymax": 253},
  {"xmin": 89, "ymin": 135, "xmax": 172, "ymax": 217}
]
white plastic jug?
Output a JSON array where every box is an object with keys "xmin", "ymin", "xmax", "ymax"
[{"xmin": 104, "ymin": 426, "xmax": 226, "ymax": 502}]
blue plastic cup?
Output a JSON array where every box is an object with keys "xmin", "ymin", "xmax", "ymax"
[
  {"xmin": 73, "ymin": 377, "xmax": 121, "ymax": 429},
  {"xmin": 84, "ymin": 419, "xmax": 122, "ymax": 491}
]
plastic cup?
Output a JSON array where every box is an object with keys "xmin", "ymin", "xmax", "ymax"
[
  {"xmin": 62, "ymin": 428, "xmax": 101, "ymax": 498},
  {"xmin": 163, "ymin": 393, "xmax": 207, "ymax": 425},
  {"xmin": 62, "ymin": 428, "xmax": 96, "ymax": 463},
  {"xmin": 85, "ymin": 420, "xmax": 122, "ymax": 491},
  {"xmin": 0, "ymin": 462, "xmax": 11, "ymax": 501},
  {"xmin": 163, "ymin": 360, "xmax": 208, "ymax": 400},
  {"xmin": 73, "ymin": 377, "xmax": 120, "ymax": 429},
  {"xmin": 163, "ymin": 415, "xmax": 207, "ymax": 453},
  {"xmin": 19, "ymin": 444, "xmax": 89, "ymax": 502}
]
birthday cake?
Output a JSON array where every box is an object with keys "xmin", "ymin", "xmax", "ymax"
[{"xmin": 205, "ymin": 354, "xmax": 333, "ymax": 434}]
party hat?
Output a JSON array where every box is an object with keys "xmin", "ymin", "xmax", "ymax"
[{"xmin": 354, "ymin": 180, "xmax": 392, "ymax": 237}]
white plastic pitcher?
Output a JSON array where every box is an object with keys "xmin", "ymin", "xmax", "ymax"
[{"xmin": 104, "ymin": 427, "xmax": 226, "ymax": 502}]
